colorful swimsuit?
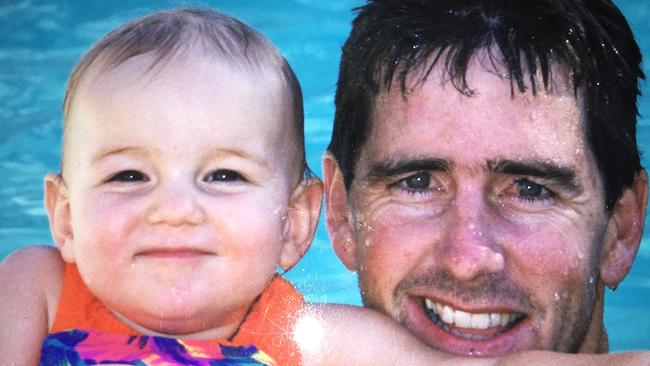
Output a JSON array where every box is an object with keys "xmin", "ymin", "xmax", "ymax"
[
  {"xmin": 41, "ymin": 263, "xmax": 304, "ymax": 365},
  {"xmin": 41, "ymin": 329, "xmax": 274, "ymax": 365}
]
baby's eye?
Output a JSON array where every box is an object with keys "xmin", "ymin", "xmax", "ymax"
[
  {"xmin": 204, "ymin": 169, "xmax": 247, "ymax": 183},
  {"xmin": 107, "ymin": 170, "xmax": 148, "ymax": 183}
]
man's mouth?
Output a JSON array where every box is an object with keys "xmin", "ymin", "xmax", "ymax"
[{"xmin": 423, "ymin": 298, "xmax": 524, "ymax": 340}]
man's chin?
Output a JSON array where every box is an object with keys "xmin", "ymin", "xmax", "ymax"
[{"xmin": 401, "ymin": 295, "xmax": 537, "ymax": 357}]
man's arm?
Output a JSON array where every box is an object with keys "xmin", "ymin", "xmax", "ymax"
[
  {"xmin": 497, "ymin": 350, "xmax": 650, "ymax": 366},
  {"xmin": 299, "ymin": 303, "xmax": 650, "ymax": 366},
  {"xmin": 0, "ymin": 246, "xmax": 64, "ymax": 364},
  {"xmin": 298, "ymin": 303, "xmax": 468, "ymax": 365}
]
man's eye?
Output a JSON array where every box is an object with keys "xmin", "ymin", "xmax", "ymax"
[
  {"xmin": 402, "ymin": 172, "xmax": 431, "ymax": 190},
  {"xmin": 515, "ymin": 178, "xmax": 553, "ymax": 199},
  {"xmin": 204, "ymin": 169, "xmax": 246, "ymax": 183},
  {"xmin": 390, "ymin": 171, "xmax": 437, "ymax": 197},
  {"xmin": 108, "ymin": 170, "xmax": 147, "ymax": 183}
]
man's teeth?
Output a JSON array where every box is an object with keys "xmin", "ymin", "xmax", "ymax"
[{"xmin": 424, "ymin": 298, "xmax": 521, "ymax": 330}]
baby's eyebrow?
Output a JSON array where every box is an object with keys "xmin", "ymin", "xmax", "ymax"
[
  {"xmin": 90, "ymin": 146, "xmax": 151, "ymax": 163},
  {"xmin": 202, "ymin": 147, "xmax": 270, "ymax": 169}
]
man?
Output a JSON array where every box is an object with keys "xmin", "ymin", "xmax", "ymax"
[{"xmin": 323, "ymin": 0, "xmax": 648, "ymax": 357}]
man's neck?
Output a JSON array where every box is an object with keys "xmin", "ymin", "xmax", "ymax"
[{"xmin": 578, "ymin": 285, "xmax": 608, "ymax": 353}]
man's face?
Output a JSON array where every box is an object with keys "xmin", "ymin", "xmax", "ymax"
[{"xmin": 328, "ymin": 61, "xmax": 620, "ymax": 356}]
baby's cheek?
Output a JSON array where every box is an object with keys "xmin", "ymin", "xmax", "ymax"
[
  {"xmin": 221, "ymin": 205, "xmax": 285, "ymax": 257},
  {"xmin": 79, "ymin": 193, "xmax": 142, "ymax": 228}
]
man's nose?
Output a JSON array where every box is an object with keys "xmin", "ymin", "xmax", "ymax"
[
  {"xmin": 436, "ymin": 190, "xmax": 504, "ymax": 282},
  {"xmin": 147, "ymin": 180, "xmax": 205, "ymax": 226}
]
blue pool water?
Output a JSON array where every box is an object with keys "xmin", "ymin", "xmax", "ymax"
[{"xmin": 0, "ymin": 0, "xmax": 648, "ymax": 351}]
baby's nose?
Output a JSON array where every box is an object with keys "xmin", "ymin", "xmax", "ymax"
[{"xmin": 147, "ymin": 181, "xmax": 205, "ymax": 226}]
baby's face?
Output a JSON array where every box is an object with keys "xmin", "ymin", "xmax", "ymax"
[{"xmin": 60, "ymin": 52, "xmax": 300, "ymax": 336}]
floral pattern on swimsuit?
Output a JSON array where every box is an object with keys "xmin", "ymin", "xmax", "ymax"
[{"xmin": 40, "ymin": 328, "xmax": 276, "ymax": 365}]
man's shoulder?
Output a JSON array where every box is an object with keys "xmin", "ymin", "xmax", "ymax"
[
  {"xmin": 0, "ymin": 245, "xmax": 65, "ymax": 363},
  {"xmin": 1, "ymin": 245, "xmax": 64, "ymax": 279},
  {"xmin": 0, "ymin": 245, "xmax": 65, "ymax": 316}
]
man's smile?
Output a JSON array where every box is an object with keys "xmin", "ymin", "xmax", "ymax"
[
  {"xmin": 398, "ymin": 294, "xmax": 536, "ymax": 356},
  {"xmin": 422, "ymin": 298, "xmax": 524, "ymax": 340}
]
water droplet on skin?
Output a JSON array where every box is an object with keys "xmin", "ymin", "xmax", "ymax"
[
  {"xmin": 553, "ymin": 292, "xmax": 561, "ymax": 301},
  {"xmin": 364, "ymin": 239, "xmax": 372, "ymax": 247},
  {"xmin": 589, "ymin": 276, "xmax": 594, "ymax": 284}
]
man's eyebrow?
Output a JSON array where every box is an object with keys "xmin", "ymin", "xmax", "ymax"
[
  {"xmin": 487, "ymin": 159, "xmax": 580, "ymax": 190},
  {"xmin": 365, "ymin": 157, "xmax": 451, "ymax": 182}
]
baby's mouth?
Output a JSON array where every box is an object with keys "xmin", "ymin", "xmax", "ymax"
[{"xmin": 422, "ymin": 298, "xmax": 524, "ymax": 340}]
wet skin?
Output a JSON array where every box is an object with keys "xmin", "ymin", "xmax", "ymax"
[
  {"xmin": 324, "ymin": 59, "xmax": 644, "ymax": 356},
  {"xmin": 49, "ymin": 51, "xmax": 303, "ymax": 338}
]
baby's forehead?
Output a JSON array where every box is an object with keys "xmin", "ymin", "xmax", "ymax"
[
  {"xmin": 75, "ymin": 50, "xmax": 291, "ymax": 123},
  {"xmin": 67, "ymin": 22, "xmax": 294, "ymax": 117},
  {"xmin": 69, "ymin": 50, "xmax": 301, "ymax": 162},
  {"xmin": 60, "ymin": 9, "xmax": 306, "ymax": 182},
  {"xmin": 83, "ymin": 44, "xmax": 283, "ymax": 89}
]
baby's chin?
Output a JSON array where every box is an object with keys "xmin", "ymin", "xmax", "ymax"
[{"xmin": 109, "ymin": 303, "xmax": 248, "ymax": 339}]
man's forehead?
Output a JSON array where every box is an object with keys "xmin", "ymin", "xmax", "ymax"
[{"xmin": 359, "ymin": 56, "xmax": 592, "ymax": 179}]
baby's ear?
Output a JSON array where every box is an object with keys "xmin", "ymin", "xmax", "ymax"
[
  {"xmin": 44, "ymin": 173, "xmax": 75, "ymax": 263},
  {"xmin": 278, "ymin": 177, "xmax": 323, "ymax": 272},
  {"xmin": 600, "ymin": 170, "xmax": 648, "ymax": 287}
]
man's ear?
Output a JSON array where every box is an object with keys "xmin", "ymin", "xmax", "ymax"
[
  {"xmin": 278, "ymin": 177, "xmax": 323, "ymax": 272},
  {"xmin": 600, "ymin": 170, "xmax": 648, "ymax": 287},
  {"xmin": 323, "ymin": 152, "xmax": 358, "ymax": 271},
  {"xmin": 44, "ymin": 173, "xmax": 75, "ymax": 263}
]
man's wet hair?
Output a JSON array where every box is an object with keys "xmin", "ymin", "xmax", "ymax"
[
  {"xmin": 329, "ymin": 0, "xmax": 644, "ymax": 211},
  {"xmin": 63, "ymin": 8, "xmax": 310, "ymax": 179}
]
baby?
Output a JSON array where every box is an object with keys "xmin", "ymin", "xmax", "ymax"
[
  {"xmin": 1, "ymin": 7, "xmax": 648, "ymax": 366},
  {"xmin": 0, "ymin": 8, "xmax": 434, "ymax": 365}
]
